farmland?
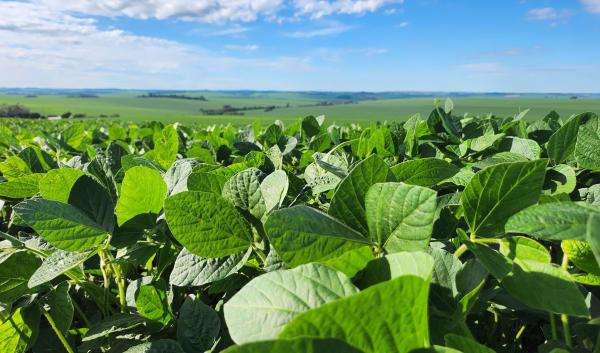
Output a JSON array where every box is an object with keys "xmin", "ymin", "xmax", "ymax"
[
  {"xmin": 1, "ymin": 90, "xmax": 600, "ymax": 123},
  {"xmin": 0, "ymin": 103, "xmax": 600, "ymax": 353}
]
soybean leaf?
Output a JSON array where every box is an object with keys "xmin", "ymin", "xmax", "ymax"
[
  {"xmin": 14, "ymin": 198, "xmax": 108, "ymax": 251},
  {"xmin": 280, "ymin": 273, "xmax": 432, "ymax": 353},
  {"xmin": 265, "ymin": 205, "xmax": 371, "ymax": 267},
  {"xmin": 0, "ymin": 251, "xmax": 41, "ymax": 304},
  {"xmin": 222, "ymin": 168, "xmax": 266, "ymax": 220},
  {"xmin": 28, "ymin": 250, "xmax": 92, "ymax": 288},
  {"xmin": 45, "ymin": 282, "xmax": 74, "ymax": 334},
  {"xmin": 221, "ymin": 338, "xmax": 362, "ymax": 353},
  {"xmin": 501, "ymin": 260, "xmax": 589, "ymax": 317},
  {"xmin": 498, "ymin": 236, "xmax": 551, "ymax": 264},
  {"xmin": 116, "ymin": 166, "xmax": 167, "ymax": 227},
  {"xmin": 461, "ymin": 160, "xmax": 547, "ymax": 237},
  {"xmin": 359, "ymin": 251, "xmax": 434, "ymax": 288},
  {"xmin": 366, "ymin": 182, "xmax": 437, "ymax": 251},
  {"xmin": 444, "ymin": 334, "xmax": 495, "ymax": 353},
  {"xmin": 390, "ymin": 158, "xmax": 459, "ymax": 187},
  {"xmin": 83, "ymin": 314, "xmax": 146, "ymax": 341},
  {"xmin": 169, "ymin": 249, "xmax": 250, "ymax": 287},
  {"xmin": 123, "ymin": 340, "xmax": 185, "ymax": 353},
  {"xmin": 329, "ymin": 155, "xmax": 393, "ymax": 236},
  {"xmin": 575, "ymin": 114, "xmax": 600, "ymax": 170},
  {"xmin": 224, "ymin": 263, "xmax": 358, "ymax": 343},
  {"xmin": 586, "ymin": 213, "xmax": 600, "ymax": 272},
  {"xmin": 506, "ymin": 202, "xmax": 600, "ymax": 240},
  {"xmin": 68, "ymin": 175, "xmax": 115, "ymax": 234},
  {"xmin": 135, "ymin": 282, "xmax": 173, "ymax": 327},
  {"xmin": 260, "ymin": 170, "xmax": 289, "ymax": 213},
  {"xmin": 547, "ymin": 113, "xmax": 582, "ymax": 165},
  {"xmin": 0, "ymin": 173, "xmax": 45, "ymax": 199},
  {"xmin": 0, "ymin": 306, "xmax": 40, "ymax": 353},
  {"xmin": 177, "ymin": 297, "xmax": 220, "ymax": 353},
  {"xmin": 38, "ymin": 168, "xmax": 84, "ymax": 202},
  {"xmin": 164, "ymin": 191, "xmax": 253, "ymax": 258},
  {"xmin": 186, "ymin": 172, "xmax": 228, "ymax": 195}
]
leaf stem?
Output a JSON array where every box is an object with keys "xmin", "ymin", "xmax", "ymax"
[
  {"xmin": 453, "ymin": 244, "xmax": 468, "ymax": 258},
  {"xmin": 40, "ymin": 304, "xmax": 76, "ymax": 353}
]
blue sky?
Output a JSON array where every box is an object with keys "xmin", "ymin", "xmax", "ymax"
[{"xmin": 1, "ymin": 0, "xmax": 599, "ymax": 92}]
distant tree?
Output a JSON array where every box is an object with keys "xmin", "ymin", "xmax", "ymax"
[{"xmin": 62, "ymin": 112, "xmax": 72, "ymax": 119}]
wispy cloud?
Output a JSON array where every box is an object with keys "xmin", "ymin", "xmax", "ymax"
[
  {"xmin": 527, "ymin": 7, "xmax": 573, "ymax": 21},
  {"xmin": 224, "ymin": 44, "xmax": 259, "ymax": 52},
  {"xmin": 203, "ymin": 25, "xmax": 252, "ymax": 37},
  {"xmin": 285, "ymin": 23, "xmax": 352, "ymax": 38},
  {"xmin": 397, "ymin": 21, "xmax": 409, "ymax": 28},
  {"xmin": 293, "ymin": 0, "xmax": 403, "ymax": 19},
  {"xmin": 581, "ymin": 0, "xmax": 600, "ymax": 14}
]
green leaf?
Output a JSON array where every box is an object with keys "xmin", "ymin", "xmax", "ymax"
[
  {"xmin": 444, "ymin": 334, "xmax": 495, "ymax": 353},
  {"xmin": 501, "ymin": 260, "xmax": 589, "ymax": 317},
  {"xmin": 135, "ymin": 282, "xmax": 173, "ymax": 327},
  {"xmin": 46, "ymin": 282, "xmax": 74, "ymax": 334},
  {"xmin": 14, "ymin": 198, "xmax": 107, "ymax": 251},
  {"xmin": 0, "ymin": 156, "xmax": 31, "ymax": 180},
  {"xmin": 390, "ymin": 158, "xmax": 459, "ymax": 188},
  {"xmin": 18, "ymin": 146, "xmax": 57, "ymax": 173},
  {"xmin": 169, "ymin": 249, "xmax": 250, "ymax": 287},
  {"xmin": 222, "ymin": 168, "xmax": 266, "ymax": 220},
  {"xmin": 224, "ymin": 263, "xmax": 358, "ymax": 344},
  {"xmin": 329, "ymin": 155, "xmax": 392, "ymax": 236},
  {"xmin": 265, "ymin": 206, "xmax": 371, "ymax": 267},
  {"xmin": 543, "ymin": 164, "xmax": 576, "ymax": 195},
  {"xmin": 164, "ymin": 159, "xmax": 197, "ymax": 196},
  {"xmin": 461, "ymin": 160, "xmax": 548, "ymax": 237},
  {"xmin": 68, "ymin": 175, "xmax": 115, "ymax": 234},
  {"xmin": 498, "ymin": 236, "xmax": 551, "ymax": 264},
  {"xmin": 0, "ymin": 173, "xmax": 45, "ymax": 199},
  {"xmin": 83, "ymin": 314, "xmax": 146, "ymax": 341},
  {"xmin": 585, "ymin": 213, "xmax": 600, "ymax": 273},
  {"xmin": 360, "ymin": 251, "xmax": 434, "ymax": 288},
  {"xmin": 28, "ymin": 250, "xmax": 92, "ymax": 288},
  {"xmin": 124, "ymin": 340, "xmax": 185, "ymax": 353},
  {"xmin": 0, "ymin": 306, "xmax": 40, "ymax": 353},
  {"xmin": 39, "ymin": 168, "xmax": 85, "ymax": 202},
  {"xmin": 575, "ymin": 114, "xmax": 600, "ymax": 170},
  {"xmin": 222, "ymin": 338, "xmax": 363, "ymax": 353},
  {"xmin": 146, "ymin": 124, "xmax": 179, "ymax": 170},
  {"xmin": 164, "ymin": 191, "xmax": 253, "ymax": 258},
  {"xmin": 0, "ymin": 251, "xmax": 41, "ymax": 304},
  {"xmin": 177, "ymin": 297, "xmax": 221, "ymax": 353},
  {"xmin": 186, "ymin": 172, "xmax": 228, "ymax": 194},
  {"xmin": 280, "ymin": 274, "xmax": 431, "ymax": 353},
  {"xmin": 366, "ymin": 182, "xmax": 437, "ymax": 251},
  {"xmin": 260, "ymin": 170, "xmax": 289, "ymax": 213},
  {"xmin": 547, "ymin": 113, "xmax": 582, "ymax": 165},
  {"xmin": 116, "ymin": 166, "xmax": 167, "ymax": 227},
  {"xmin": 319, "ymin": 246, "xmax": 374, "ymax": 278},
  {"xmin": 506, "ymin": 202, "xmax": 600, "ymax": 240}
]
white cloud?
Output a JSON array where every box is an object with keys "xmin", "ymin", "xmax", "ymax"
[
  {"xmin": 202, "ymin": 25, "xmax": 252, "ymax": 37},
  {"xmin": 397, "ymin": 21, "xmax": 409, "ymax": 27},
  {"xmin": 39, "ymin": 0, "xmax": 284, "ymax": 24},
  {"xmin": 225, "ymin": 44, "xmax": 259, "ymax": 51},
  {"xmin": 526, "ymin": 7, "xmax": 573, "ymax": 20},
  {"xmin": 285, "ymin": 23, "xmax": 353, "ymax": 38},
  {"xmin": 581, "ymin": 0, "xmax": 600, "ymax": 14},
  {"xmin": 292, "ymin": 0, "xmax": 403, "ymax": 19},
  {"xmin": 0, "ymin": 1, "xmax": 318, "ymax": 89}
]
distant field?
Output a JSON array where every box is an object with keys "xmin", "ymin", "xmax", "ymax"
[{"xmin": 1, "ymin": 91, "xmax": 599, "ymax": 124}]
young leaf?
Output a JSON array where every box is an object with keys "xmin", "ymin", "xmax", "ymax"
[
  {"xmin": 265, "ymin": 205, "xmax": 371, "ymax": 267},
  {"xmin": 164, "ymin": 191, "xmax": 253, "ymax": 258},
  {"xmin": 224, "ymin": 263, "xmax": 358, "ymax": 344},
  {"xmin": 461, "ymin": 160, "xmax": 548, "ymax": 237},
  {"xmin": 329, "ymin": 155, "xmax": 393, "ymax": 236},
  {"xmin": 115, "ymin": 166, "xmax": 167, "ymax": 227}
]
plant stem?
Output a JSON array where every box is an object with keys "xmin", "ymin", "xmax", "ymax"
[
  {"xmin": 453, "ymin": 244, "xmax": 468, "ymax": 258},
  {"xmin": 560, "ymin": 253, "xmax": 572, "ymax": 347},
  {"xmin": 71, "ymin": 299, "xmax": 91, "ymax": 328},
  {"xmin": 253, "ymin": 246, "xmax": 268, "ymax": 265},
  {"xmin": 40, "ymin": 304, "xmax": 76, "ymax": 353},
  {"xmin": 549, "ymin": 313, "xmax": 558, "ymax": 341}
]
